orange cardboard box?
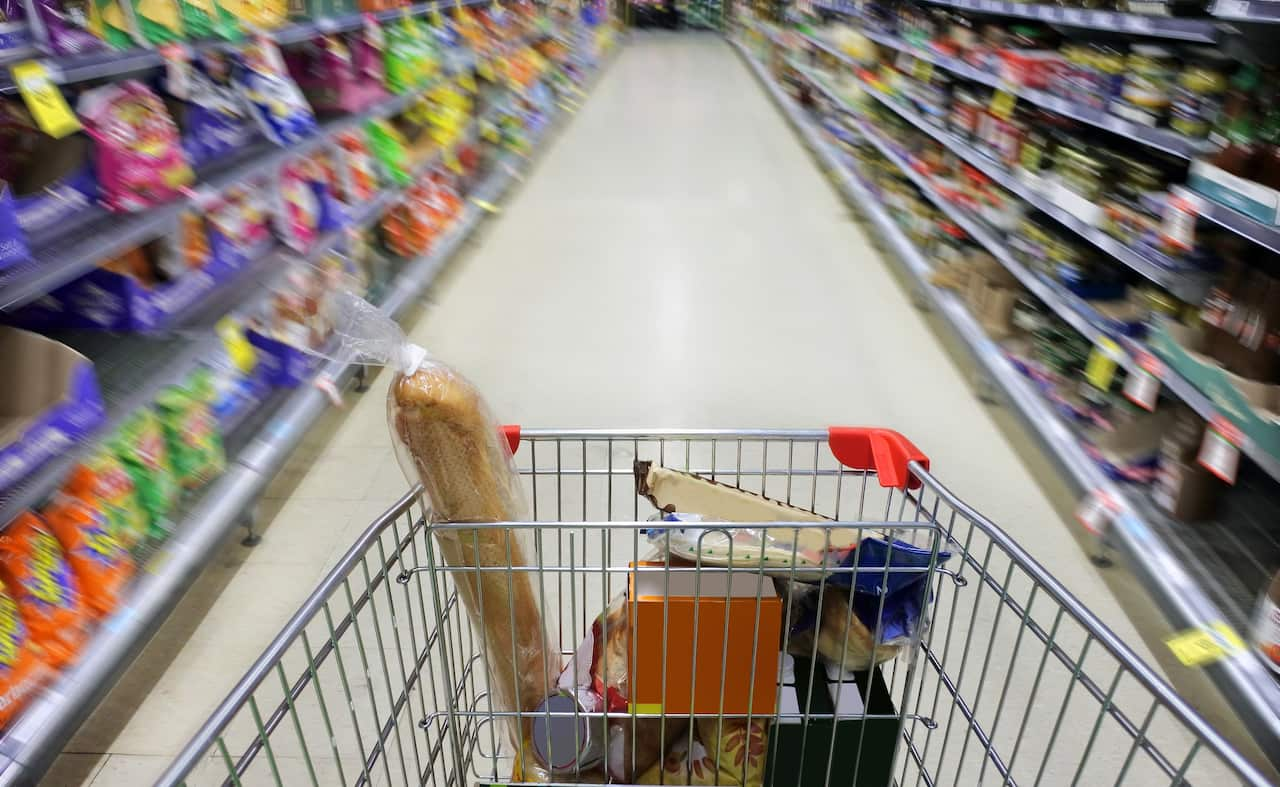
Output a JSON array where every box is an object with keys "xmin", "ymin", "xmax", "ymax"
[{"xmin": 627, "ymin": 562, "xmax": 781, "ymax": 716}]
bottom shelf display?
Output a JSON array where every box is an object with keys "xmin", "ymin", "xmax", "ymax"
[{"xmin": 731, "ymin": 33, "xmax": 1280, "ymax": 768}]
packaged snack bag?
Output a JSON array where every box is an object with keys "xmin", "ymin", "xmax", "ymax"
[
  {"xmin": 24, "ymin": 0, "xmax": 103, "ymax": 56},
  {"xmin": 155, "ymin": 369, "xmax": 225, "ymax": 489},
  {"xmin": 110, "ymin": 408, "xmax": 179, "ymax": 539},
  {"xmin": 233, "ymin": 38, "xmax": 318, "ymax": 147},
  {"xmin": 364, "ymin": 118, "xmax": 411, "ymax": 186},
  {"xmin": 334, "ymin": 130, "xmax": 378, "ymax": 204},
  {"xmin": 0, "ymin": 580, "xmax": 51, "ymax": 728},
  {"xmin": 637, "ymin": 719, "xmax": 768, "ymax": 786},
  {"xmin": 67, "ymin": 451, "xmax": 148, "ymax": 549},
  {"xmin": 128, "ymin": 0, "xmax": 183, "ymax": 43},
  {"xmin": 167, "ymin": 51, "xmax": 257, "ymax": 167},
  {"xmin": 0, "ymin": 512, "xmax": 87, "ymax": 668},
  {"xmin": 175, "ymin": 0, "xmax": 235, "ymax": 39},
  {"xmin": 90, "ymin": 0, "xmax": 136, "ymax": 47},
  {"xmin": 43, "ymin": 492, "xmax": 132, "ymax": 618},
  {"xmin": 78, "ymin": 81, "xmax": 193, "ymax": 212}
]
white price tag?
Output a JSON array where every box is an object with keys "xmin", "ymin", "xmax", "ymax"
[
  {"xmin": 1075, "ymin": 491, "xmax": 1117, "ymax": 535},
  {"xmin": 1214, "ymin": 0, "xmax": 1249, "ymax": 17},
  {"xmin": 1198, "ymin": 423, "xmax": 1241, "ymax": 485},
  {"xmin": 1064, "ymin": 8, "xmax": 1086, "ymax": 23},
  {"xmin": 1123, "ymin": 367, "xmax": 1161, "ymax": 411},
  {"xmin": 1122, "ymin": 14, "xmax": 1154, "ymax": 32}
]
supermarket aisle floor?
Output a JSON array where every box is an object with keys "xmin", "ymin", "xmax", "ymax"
[{"xmin": 55, "ymin": 33, "xmax": 1167, "ymax": 786}]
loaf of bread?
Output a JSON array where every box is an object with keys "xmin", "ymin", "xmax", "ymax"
[{"xmin": 392, "ymin": 364, "xmax": 560, "ymax": 731}]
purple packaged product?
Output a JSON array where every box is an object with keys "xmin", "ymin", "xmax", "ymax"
[
  {"xmin": 22, "ymin": 0, "xmax": 102, "ymax": 56},
  {"xmin": 0, "ymin": 329, "xmax": 106, "ymax": 494},
  {"xmin": 0, "ymin": 0, "xmax": 35, "ymax": 62},
  {"xmin": 245, "ymin": 329, "xmax": 319, "ymax": 387},
  {"xmin": 0, "ymin": 183, "xmax": 31, "ymax": 271},
  {"xmin": 168, "ymin": 52, "xmax": 258, "ymax": 168}
]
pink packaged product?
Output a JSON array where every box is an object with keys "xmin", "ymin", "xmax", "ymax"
[
  {"xmin": 78, "ymin": 81, "xmax": 194, "ymax": 212},
  {"xmin": 286, "ymin": 33, "xmax": 387, "ymax": 115},
  {"xmin": 272, "ymin": 156, "xmax": 344, "ymax": 253},
  {"xmin": 208, "ymin": 179, "xmax": 274, "ymax": 267}
]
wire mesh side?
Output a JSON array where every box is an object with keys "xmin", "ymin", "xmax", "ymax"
[{"xmin": 165, "ymin": 490, "xmax": 469, "ymax": 787}]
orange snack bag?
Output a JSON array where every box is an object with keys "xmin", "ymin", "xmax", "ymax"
[
  {"xmin": 43, "ymin": 495, "xmax": 133, "ymax": 620},
  {"xmin": 0, "ymin": 513, "xmax": 88, "ymax": 669},
  {"xmin": 0, "ymin": 579, "xmax": 52, "ymax": 728}
]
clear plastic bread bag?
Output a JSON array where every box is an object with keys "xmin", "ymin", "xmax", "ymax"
[{"xmin": 322, "ymin": 292, "xmax": 561, "ymax": 759}]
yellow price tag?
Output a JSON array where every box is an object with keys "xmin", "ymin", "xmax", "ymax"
[
  {"xmin": 1084, "ymin": 338, "xmax": 1120, "ymax": 391},
  {"xmin": 215, "ymin": 316, "xmax": 258, "ymax": 374},
  {"xmin": 989, "ymin": 89, "xmax": 1017, "ymax": 121},
  {"xmin": 911, "ymin": 57, "xmax": 933, "ymax": 82},
  {"xmin": 11, "ymin": 61, "xmax": 81, "ymax": 139},
  {"xmin": 471, "ymin": 197, "xmax": 499, "ymax": 213},
  {"xmin": 1165, "ymin": 622, "xmax": 1245, "ymax": 667}
]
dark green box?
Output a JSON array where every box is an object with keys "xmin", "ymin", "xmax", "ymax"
[{"xmin": 763, "ymin": 657, "xmax": 898, "ymax": 787}]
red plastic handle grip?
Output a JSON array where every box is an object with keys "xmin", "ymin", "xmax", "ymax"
[
  {"xmin": 828, "ymin": 427, "xmax": 929, "ymax": 490},
  {"xmin": 502, "ymin": 424, "xmax": 521, "ymax": 455}
]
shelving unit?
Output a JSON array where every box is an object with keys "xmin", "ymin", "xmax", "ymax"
[
  {"xmin": 855, "ymin": 27, "xmax": 1212, "ymax": 160},
  {"xmin": 732, "ymin": 34, "xmax": 1280, "ymax": 770},
  {"xmin": 814, "ymin": 0, "xmax": 1220, "ymax": 40},
  {"xmin": 0, "ymin": 39, "xmax": 609, "ymax": 779},
  {"xmin": 789, "ymin": 56, "xmax": 1280, "ymax": 487}
]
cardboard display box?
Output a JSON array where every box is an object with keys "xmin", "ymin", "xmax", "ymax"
[
  {"xmin": 628, "ymin": 563, "xmax": 782, "ymax": 716},
  {"xmin": 0, "ymin": 328, "xmax": 105, "ymax": 495},
  {"xmin": 1149, "ymin": 320, "xmax": 1280, "ymax": 472}
]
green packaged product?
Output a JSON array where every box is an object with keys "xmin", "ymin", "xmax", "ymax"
[
  {"xmin": 177, "ymin": 0, "xmax": 239, "ymax": 40},
  {"xmin": 365, "ymin": 118, "xmax": 412, "ymax": 186},
  {"xmin": 129, "ymin": 0, "xmax": 186, "ymax": 44},
  {"xmin": 93, "ymin": 0, "xmax": 140, "ymax": 48},
  {"xmin": 384, "ymin": 17, "xmax": 418, "ymax": 94},
  {"xmin": 111, "ymin": 408, "xmax": 181, "ymax": 539},
  {"xmin": 79, "ymin": 449, "xmax": 150, "ymax": 550},
  {"xmin": 155, "ymin": 369, "xmax": 226, "ymax": 490}
]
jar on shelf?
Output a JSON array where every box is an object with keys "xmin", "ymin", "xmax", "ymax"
[
  {"xmin": 1170, "ymin": 49, "xmax": 1228, "ymax": 139},
  {"xmin": 1113, "ymin": 45, "xmax": 1177, "ymax": 127},
  {"xmin": 1054, "ymin": 144, "xmax": 1107, "ymax": 201}
]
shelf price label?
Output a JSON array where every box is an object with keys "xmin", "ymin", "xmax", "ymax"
[
  {"xmin": 1164, "ymin": 621, "xmax": 1245, "ymax": 667},
  {"xmin": 1198, "ymin": 418, "xmax": 1242, "ymax": 484},
  {"xmin": 1161, "ymin": 193, "xmax": 1201, "ymax": 251},
  {"xmin": 1123, "ymin": 354, "xmax": 1162, "ymax": 411},
  {"xmin": 989, "ymin": 89, "xmax": 1017, "ymax": 121},
  {"xmin": 10, "ymin": 61, "xmax": 81, "ymax": 139},
  {"xmin": 1074, "ymin": 490, "xmax": 1117, "ymax": 535},
  {"xmin": 1084, "ymin": 337, "xmax": 1120, "ymax": 390}
]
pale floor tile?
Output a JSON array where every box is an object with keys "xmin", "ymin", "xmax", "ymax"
[{"xmin": 70, "ymin": 34, "xmax": 1259, "ymax": 786}]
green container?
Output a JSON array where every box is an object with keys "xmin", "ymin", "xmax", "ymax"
[{"xmin": 764, "ymin": 657, "xmax": 899, "ymax": 787}]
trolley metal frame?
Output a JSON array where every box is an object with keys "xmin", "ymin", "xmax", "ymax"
[{"xmin": 158, "ymin": 428, "xmax": 1271, "ymax": 787}]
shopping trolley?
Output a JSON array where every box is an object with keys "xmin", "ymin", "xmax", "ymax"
[{"xmin": 159, "ymin": 427, "xmax": 1269, "ymax": 787}]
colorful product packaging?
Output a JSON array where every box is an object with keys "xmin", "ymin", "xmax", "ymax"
[
  {"xmin": 128, "ymin": 0, "xmax": 183, "ymax": 44},
  {"xmin": 176, "ymin": 0, "xmax": 236, "ymax": 39},
  {"xmin": 78, "ymin": 81, "xmax": 193, "ymax": 212},
  {"xmin": 0, "ymin": 579, "xmax": 52, "ymax": 728},
  {"xmin": 233, "ymin": 37, "xmax": 318, "ymax": 147},
  {"xmin": 23, "ymin": 0, "xmax": 103, "ymax": 56},
  {"xmin": 91, "ymin": 0, "xmax": 138, "ymax": 47},
  {"xmin": 66, "ymin": 454, "xmax": 148, "ymax": 549},
  {"xmin": 43, "ymin": 491, "xmax": 133, "ymax": 619},
  {"xmin": 0, "ymin": 0, "xmax": 35, "ymax": 63},
  {"xmin": 167, "ymin": 50, "xmax": 257, "ymax": 168},
  {"xmin": 155, "ymin": 369, "xmax": 225, "ymax": 490},
  {"xmin": 364, "ymin": 117, "xmax": 412, "ymax": 186},
  {"xmin": 334, "ymin": 130, "xmax": 379, "ymax": 205},
  {"xmin": 0, "ymin": 512, "xmax": 87, "ymax": 668},
  {"xmin": 110, "ymin": 408, "xmax": 180, "ymax": 539}
]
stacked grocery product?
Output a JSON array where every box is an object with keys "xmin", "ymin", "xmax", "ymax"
[
  {"xmin": 0, "ymin": 0, "xmax": 613, "ymax": 779},
  {"xmin": 735, "ymin": 0, "xmax": 1280, "ymax": 759}
]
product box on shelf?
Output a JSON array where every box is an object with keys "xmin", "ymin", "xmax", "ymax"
[
  {"xmin": 245, "ymin": 328, "xmax": 321, "ymax": 387},
  {"xmin": 12, "ymin": 213, "xmax": 247, "ymax": 332},
  {"xmin": 764, "ymin": 654, "xmax": 897, "ymax": 787},
  {"xmin": 0, "ymin": 328, "xmax": 105, "ymax": 495},
  {"xmin": 626, "ymin": 561, "xmax": 782, "ymax": 717},
  {"xmin": 1187, "ymin": 159, "xmax": 1280, "ymax": 226},
  {"xmin": 0, "ymin": 128, "xmax": 98, "ymax": 268},
  {"xmin": 1149, "ymin": 320, "xmax": 1280, "ymax": 471}
]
